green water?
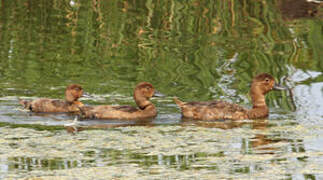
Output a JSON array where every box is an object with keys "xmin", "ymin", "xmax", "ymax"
[{"xmin": 0, "ymin": 0, "xmax": 323, "ymax": 179}]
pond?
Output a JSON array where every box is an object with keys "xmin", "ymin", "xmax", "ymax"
[{"xmin": 0, "ymin": 0, "xmax": 323, "ymax": 179}]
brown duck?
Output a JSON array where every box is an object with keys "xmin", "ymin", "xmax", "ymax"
[
  {"xmin": 79, "ymin": 82, "xmax": 163, "ymax": 120},
  {"xmin": 174, "ymin": 73, "xmax": 286, "ymax": 120},
  {"xmin": 19, "ymin": 84, "xmax": 86, "ymax": 113}
]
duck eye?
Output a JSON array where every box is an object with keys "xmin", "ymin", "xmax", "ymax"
[{"xmin": 265, "ymin": 78, "xmax": 269, "ymax": 83}]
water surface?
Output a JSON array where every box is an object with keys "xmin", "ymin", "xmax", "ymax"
[{"xmin": 0, "ymin": 0, "xmax": 323, "ymax": 179}]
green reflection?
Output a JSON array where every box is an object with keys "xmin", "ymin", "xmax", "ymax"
[
  {"xmin": 0, "ymin": 122, "xmax": 64, "ymax": 131},
  {"xmin": 0, "ymin": 0, "xmax": 321, "ymax": 112},
  {"xmin": 6, "ymin": 150, "xmax": 224, "ymax": 172}
]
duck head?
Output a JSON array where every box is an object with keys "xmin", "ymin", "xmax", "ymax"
[
  {"xmin": 65, "ymin": 84, "xmax": 84, "ymax": 103},
  {"xmin": 250, "ymin": 73, "xmax": 285, "ymax": 108},
  {"xmin": 134, "ymin": 82, "xmax": 161, "ymax": 109}
]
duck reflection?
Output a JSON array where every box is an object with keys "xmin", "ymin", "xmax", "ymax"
[
  {"xmin": 65, "ymin": 118, "xmax": 155, "ymax": 134},
  {"xmin": 182, "ymin": 118, "xmax": 245, "ymax": 130},
  {"xmin": 249, "ymin": 120, "xmax": 279, "ymax": 154},
  {"xmin": 182, "ymin": 118, "xmax": 282, "ymax": 155}
]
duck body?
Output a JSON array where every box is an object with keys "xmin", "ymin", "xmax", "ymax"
[
  {"xmin": 80, "ymin": 82, "xmax": 160, "ymax": 120},
  {"xmin": 174, "ymin": 73, "xmax": 283, "ymax": 120},
  {"xmin": 20, "ymin": 98, "xmax": 83, "ymax": 113},
  {"xmin": 174, "ymin": 99, "xmax": 250, "ymax": 120},
  {"xmin": 19, "ymin": 84, "xmax": 85, "ymax": 113},
  {"xmin": 80, "ymin": 104, "xmax": 157, "ymax": 120}
]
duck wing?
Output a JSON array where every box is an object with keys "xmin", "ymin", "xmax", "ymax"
[
  {"xmin": 23, "ymin": 99, "xmax": 70, "ymax": 112},
  {"xmin": 111, "ymin": 105, "xmax": 138, "ymax": 113},
  {"xmin": 180, "ymin": 100, "xmax": 248, "ymax": 120},
  {"xmin": 79, "ymin": 105, "xmax": 140, "ymax": 119}
]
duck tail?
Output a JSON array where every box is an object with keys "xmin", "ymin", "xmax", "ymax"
[
  {"xmin": 19, "ymin": 99, "xmax": 32, "ymax": 109},
  {"xmin": 173, "ymin": 97, "xmax": 185, "ymax": 107}
]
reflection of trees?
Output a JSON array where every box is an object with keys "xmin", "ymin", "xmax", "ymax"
[
  {"xmin": 7, "ymin": 156, "xmax": 85, "ymax": 171},
  {"xmin": 277, "ymin": 0, "xmax": 323, "ymax": 73},
  {"xmin": 278, "ymin": 0, "xmax": 321, "ymax": 20},
  {"xmin": 0, "ymin": 0, "xmax": 321, "ymax": 109},
  {"xmin": 4, "ymin": 150, "xmax": 218, "ymax": 172}
]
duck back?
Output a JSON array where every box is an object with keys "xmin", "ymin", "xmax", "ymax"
[
  {"xmin": 20, "ymin": 98, "xmax": 81, "ymax": 113},
  {"xmin": 79, "ymin": 104, "xmax": 157, "ymax": 120},
  {"xmin": 178, "ymin": 100, "xmax": 248, "ymax": 120}
]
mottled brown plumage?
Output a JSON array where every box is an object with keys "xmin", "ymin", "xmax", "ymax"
[
  {"xmin": 19, "ymin": 84, "xmax": 85, "ymax": 113},
  {"xmin": 174, "ymin": 73, "xmax": 285, "ymax": 120},
  {"xmin": 79, "ymin": 82, "xmax": 160, "ymax": 120}
]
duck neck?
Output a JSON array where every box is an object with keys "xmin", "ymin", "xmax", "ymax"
[
  {"xmin": 250, "ymin": 87, "xmax": 267, "ymax": 109},
  {"xmin": 134, "ymin": 93, "xmax": 153, "ymax": 110},
  {"xmin": 247, "ymin": 89, "xmax": 269, "ymax": 119}
]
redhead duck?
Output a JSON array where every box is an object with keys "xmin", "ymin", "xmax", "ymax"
[
  {"xmin": 79, "ymin": 82, "xmax": 163, "ymax": 120},
  {"xmin": 19, "ymin": 84, "xmax": 86, "ymax": 113},
  {"xmin": 174, "ymin": 73, "xmax": 286, "ymax": 120}
]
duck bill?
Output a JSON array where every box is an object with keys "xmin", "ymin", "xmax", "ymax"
[
  {"xmin": 81, "ymin": 92, "xmax": 92, "ymax": 98},
  {"xmin": 153, "ymin": 91, "xmax": 165, "ymax": 97},
  {"xmin": 273, "ymin": 84, "xmax": 287, "ymax": 91}
]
